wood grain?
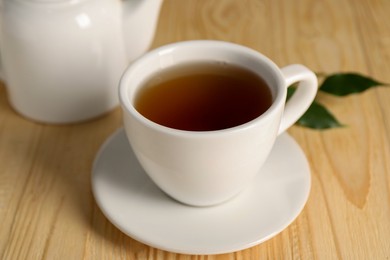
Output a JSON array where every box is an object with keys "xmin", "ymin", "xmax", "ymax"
[{"xmin": 1, "ymin": 0, "xmax": 390, "ymax": 259}]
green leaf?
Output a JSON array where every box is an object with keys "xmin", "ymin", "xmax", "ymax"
[
  {"xmin": 287, "ymin": 87, "xmax": 344, "ymax": 129},
  {"xmin": 286, "ymin": 86, "xmax": 296, "ymax": 100},
  {"xmin": 287, "ymin": 72, "xmax": 387, "ymax": 130},
  {"xmin": 320, "ymin": 73, "xmax": 387, "ymax": 96},
  {"xmin": 297, "ymin": 101, "xmax": 344, "ymax": 129}
]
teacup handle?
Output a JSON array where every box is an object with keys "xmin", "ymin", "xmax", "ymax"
[{"xmin": 278, "ymin": 64, "xmax": 318, "ymax": 135}]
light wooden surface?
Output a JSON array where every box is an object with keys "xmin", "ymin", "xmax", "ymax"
[{"xmin": 1, "ymin": 0, "xmax": 390, "ymax": 259}]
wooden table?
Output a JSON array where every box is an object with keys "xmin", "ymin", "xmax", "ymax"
[{"xmin": 1, "ymin": 0, "xmax": 389, "ymax": 259}]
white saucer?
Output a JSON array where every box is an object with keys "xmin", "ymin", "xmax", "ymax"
[{"xmin": 92, "ymin": 128, "xmax": 311, "ymax": 255}]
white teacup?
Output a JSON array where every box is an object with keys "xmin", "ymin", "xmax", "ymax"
[{"xmin": 119, "ymin": 40, "xmax": 317, "ymax": 207}]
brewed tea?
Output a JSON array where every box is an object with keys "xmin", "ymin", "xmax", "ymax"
[{"xmin": 135, "ymin": 63, "xmax": 272, "ymax": 131}]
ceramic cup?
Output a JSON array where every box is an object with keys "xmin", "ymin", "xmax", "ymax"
[{"xmin": 119, "ymin": 40, "xmax": 317, "ymax": 207}]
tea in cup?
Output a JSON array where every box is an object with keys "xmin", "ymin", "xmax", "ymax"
[
  {"xmin": 119, "ymin": 40, "xmax": 317, "ymax": 206},
  {"xmin": 135, "ymin": 62, "xmax": 272, "ymax": 131}
]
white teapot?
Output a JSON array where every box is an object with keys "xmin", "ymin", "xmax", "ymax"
[{"xmin": 0, "ymin": 0, "xmax": 163, "ymax": 123}]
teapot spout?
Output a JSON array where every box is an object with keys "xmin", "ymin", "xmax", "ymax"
[{"xmin": 122, "ymin": 0, "xmax": 163, "ymax": 62}]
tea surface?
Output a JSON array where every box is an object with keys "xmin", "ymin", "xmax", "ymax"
[{"xmin": 135, "ymin": 63, "xmax": 272, "ymax": 131}]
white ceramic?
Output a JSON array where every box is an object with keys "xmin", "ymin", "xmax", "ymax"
[
  {"xmin": 0, "ymin": 0, "xmax": 163, "ymax": 123},
  {"xmin": 119, "ymin": 40, "xmax": 317, "ymax": 206},
  {"xmin": 92, "ymin": 128, "xmax": 311, "ymax": 255}
]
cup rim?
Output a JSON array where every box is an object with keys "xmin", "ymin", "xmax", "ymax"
[{"xmin": 119, "ymin": 40, "xmax": 286, "ymax": 137}]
